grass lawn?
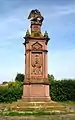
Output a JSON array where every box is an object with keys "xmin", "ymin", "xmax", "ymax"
[{"xmin": 0, "ymin": 101, "xmax": 75, "ymax": 120}]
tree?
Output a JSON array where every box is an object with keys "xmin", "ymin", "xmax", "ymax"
[
  {"xmin": 2, "ymin": 81, "xmax": 8, "ymax": 84},
  {"xmin": 15, "ymin": 73, "xmax": 24, "ymax": 82},
  {"xmin": 48, "ymin": 74, "xmax": 55, "ymax": 82}
]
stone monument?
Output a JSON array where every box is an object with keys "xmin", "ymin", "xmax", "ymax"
[
  {"xmin": 11, "ymin": 10, "xmax": 66, "ymax": 113},
  {"xmin": 22, "ymin": 9, "xmax": 51, "ymax": 101}
]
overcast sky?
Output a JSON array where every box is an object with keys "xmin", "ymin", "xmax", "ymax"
[{"xmin": 0, "ymin": 0, "xmax": 75, "ymax": 83}]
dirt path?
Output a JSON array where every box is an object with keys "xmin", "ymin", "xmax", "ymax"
[{"xmin": 0, "ymin": 114, "xmax": 75, "ymax": 120}]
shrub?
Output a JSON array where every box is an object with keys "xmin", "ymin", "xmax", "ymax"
[
  {"xmin": 0, "ymin": 81, "xmax": 23, "ymax": 103},
  {"xmin": 0, "ymin": 78, "xmax": 75, "ymax": 102},
  {"xmin": 50, "ymin": 79, "xmax": 75, "ymax": 101}
]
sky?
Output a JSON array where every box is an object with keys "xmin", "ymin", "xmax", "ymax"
[{"xmin": 0, "ymin": 0, "xmax": 75, "ymax": 83}]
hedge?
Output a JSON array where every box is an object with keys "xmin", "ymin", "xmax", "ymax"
[
  {"xmin": 0, "ymin": 79, "xmax": 75, "ymax": 102},
  {"xmin": 0, "ymin": 81, "xmax": 23, "ymax": 103},
  {"xmin": 50, "ymin": 79, "xmax": 75, "ymax": 101}
]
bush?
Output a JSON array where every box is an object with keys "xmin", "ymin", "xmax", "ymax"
[
  {"xmin": 0, "ymin": 77, "xmax": 75, "ymax": 102},
  {"xmin": 0, "ymin": 81, "xmax": 23, "ymax": 103},
  {"xmin": 50, "ymin": 79, "xmax": 75, "ymax": 101}
]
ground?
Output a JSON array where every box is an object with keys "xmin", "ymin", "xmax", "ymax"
[
  {"xmin": 0, "ymin": 101, "xmax": 75, "ymax": 120},
  {"xmin": 0, "ymin": 115, "xmax": 75, "ymax": 120}
]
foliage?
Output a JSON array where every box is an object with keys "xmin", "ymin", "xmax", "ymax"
[
  {"xmin": 2, "ymin": 81, "xmax": 8, "ymax": 84},
  {"xmin": 50, "ymin": 79, "xmax": 75, "ymax": 101},
  {"xmin": 15, "ymin": 73, "xmax": 24, "ymax": 82},
  {"xmin": 0, "ymin": 81, "xmax": 23, "ymax": 103},
  {"xmin": 48, "ymin": 74, "xmax": 55, "ymax": 84},
  {"xmin": 0, "ymin": 74, "xmax": 75, "ymax": 102}
]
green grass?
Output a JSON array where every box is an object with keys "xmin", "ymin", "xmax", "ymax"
[
  {"xmin": 0, "ymin": 110, "xmax": 66, "ymax": 116},
  {"xmin": 69, "ymin": 118, "xmax": 75, "ymax": 120},
  {"xmin": 59, "ymin": 101, "xmax": 75, "ymax": 105},
  {"xmin": 0, "ymin": 101, "xmax": 75, "ymax": 118}
]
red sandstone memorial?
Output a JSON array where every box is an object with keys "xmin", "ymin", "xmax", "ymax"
[
  {"xmin": 22, "ymin": 9, "xmax": 51, "ymax": 101},
  {"xmin": 12, "ymin": 10, "xmax": 66, "ymax": 112}
]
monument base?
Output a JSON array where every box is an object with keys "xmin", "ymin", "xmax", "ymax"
[
  {"xmin": 22, "ymin": 84, "xmax": 51, "ymax": 102},
  {"xmin": 11, "ymin": 101, "xmax": 67, "ymax": 112}
]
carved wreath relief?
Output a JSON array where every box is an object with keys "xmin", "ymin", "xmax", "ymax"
[{"xmin": 31, "ymin": 52, "xmax": 42, "ymax": 75}]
